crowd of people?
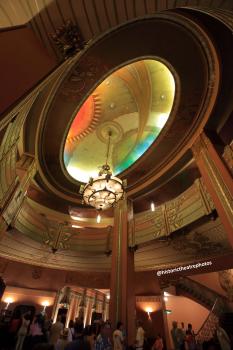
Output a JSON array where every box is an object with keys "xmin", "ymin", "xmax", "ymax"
[
  {"xmin": 170, "ymin": 321, "xmax": 231, "ymax": 350},
  {"xmin": 0, "ymin": 310, "xmax": 231, "ymax": 350},
  {"xmin": 0, "ymin": 310, "xmax": 163, "ymax": 350}
]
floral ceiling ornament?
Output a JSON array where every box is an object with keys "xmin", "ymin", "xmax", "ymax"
[{"xmin": 51, "ymin": 20, "xmax": 86, "ymax": 59}]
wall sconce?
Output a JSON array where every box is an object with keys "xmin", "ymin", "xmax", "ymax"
[
  {"xmin": 97, "ymin": 214, "xmax": 101, "ymax": 224},
  {"xmin": 4, "ymin": 297, "xmax": 13, "ymax": 309},
  {"xmin": 106, "ymin": 294, "xmax": 110, "ymax": 300},
  {"xmin": 150, "ymin": 202, "xmax": 155, "ymax": 212},
  {"xmin": 145, "ymin": 307, "xmax": 153, "ymax": 320},
  {"xmin": 41, "ymin": 300, "xmax": 49, "ymax": 313}
]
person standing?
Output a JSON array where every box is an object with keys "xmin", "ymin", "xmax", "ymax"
[
  {"xmin": 67, "ymin": 320, "xmax": 75, "ymax": 342},
  {"xmin": 152, "ymin": 334, "xmax": 163, "ymax": 350},
  {"xmin": 113, "ymin": 322, "xmax": 124, "ymax": 350},
  {"xmin": 136, "ymin": 321, "xmax": 145, "ymax": 350},
  {"xmin": 15, "ymin": 313, "xmax": 31, "ymax": 350},
  {"xmin": 50, "ymin": 315, "xmax": 64, "ymax": 346},
  {"xmin": 185, "ymin": 324, "xmax": 196, "ymax": 350},
  {"xmin": 171, "ymin": 321, "xmax": 184, "ymax": 350},
  {"xmin": 56, "ymin": 328, "xmax": 70, "ymax": 350}
]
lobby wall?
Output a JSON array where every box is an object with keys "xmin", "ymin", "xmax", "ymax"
[
  {"xmin": 0, "ymin": 26, "xmax": 56, "ymax": 114},
  {"xmin": 0, "ymin": 257, "xmax": 110, "ymax": 291}
]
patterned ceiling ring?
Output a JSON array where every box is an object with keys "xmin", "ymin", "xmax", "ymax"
[
  {"xmin": 96, "ymin": 121, "xmax": 124, "ymax": 145},
  {"xmin": 35, "ymin": 11, "xmax": 219, "ymax": 203}
]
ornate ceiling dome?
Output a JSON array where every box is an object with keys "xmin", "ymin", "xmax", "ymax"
[
  {"xmin": 64, "ymin": 59, "xmax": 175, "ymax": 183},
  {"xmin": 0, "ymin": 5, "xmax": 232, "ymax": 274}
]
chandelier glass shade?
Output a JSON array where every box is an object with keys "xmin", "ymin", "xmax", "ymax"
[
  {"xmin": 81, "ymin": 164, "xmax": 124, "ymax": 210},
  {"xmin": 80, "ymin": 130, "xmax": 125, "ymax": 210}
]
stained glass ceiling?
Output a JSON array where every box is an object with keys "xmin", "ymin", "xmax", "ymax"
[{"xmin": 64, "ymin": 59, "xmax": 175, "ymax": 183}]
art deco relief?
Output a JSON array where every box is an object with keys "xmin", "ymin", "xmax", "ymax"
[
  {"xmin": 171, "ymin": 230, "xmax": 225, "ymax": 257},
  {"xmin": 134, "ymin": 178, "xmax": 216, "ymax": 245},
  {"xmin": 219, "ymin": 269, "xmax": 233, "ymax": 302},
  {"xmin": 32, "ymin": 267, "xmax": 42, "ymax": 280}
]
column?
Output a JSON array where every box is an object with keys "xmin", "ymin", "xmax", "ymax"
[
  {"xmin": 78, "ymin": 289, "xmax": 87, "ymax": 325},
  {"xmin": 51, "ymin": 290, "xmax": 62, "ymax": 322},
  {"xmin": 192, "ymin": 132, "xmax": 233, "ymax": 245},
  {"xmin": 66, "ymin": 293, "xmax": 75, "ymax": 327},
  {"xmin": 109, "ymin": 198, "xmax": 135, "ymax": 346},
  {"xmin": 75, "ymin": 294, "xmax": 82, "ymax": 319},
  {"xmin": 69, "ymin": 294, "xmax": 79, "ymax": 322},
  {"xmin": 102, "ymin": 296, "xmax": 107, "ymax": 321}
]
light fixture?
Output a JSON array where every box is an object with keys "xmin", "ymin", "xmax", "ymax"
[
  {"xmin": 80, "ymin": 131, "xmax": 125, "ymax": 210},
  {"xmin": 41, "ymin": 300, "xmax": 49, "ymax": 313},
  {"xmin": 145, "ymin": 307, "xmax": 153, "ymax": 320},
  {"xmin": 4, "ymin": 297, "xmax": 13, "ymax": 309},
  {"xmin": 71, "ymin": 224, "xmax": 82, "ymax": 228},
  {"xmin": 97, "ymin": 214, "xmax": 101, "ymax": 224},
  {"xmin": 106, "ymin": 294, "xmax": 110, "ymax": 300},
  {"xmin": 164, "ymin": 296, "xmax": 168, "ymax": 302},
  {"xmin": 151, "ymin": 202, "xmax": 155, "ymax": 212}
]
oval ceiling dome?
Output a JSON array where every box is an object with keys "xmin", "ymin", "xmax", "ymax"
[{"xmin": 64, "ymin": 59, "xmax": 175, "ymax": 183}]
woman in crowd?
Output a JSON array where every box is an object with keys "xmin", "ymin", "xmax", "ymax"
[
  {"xmin": 67, "ymin": 320, "xmax": 75, "ymax": 342},
  {"xmin": 113, "ymin": 322, "xmax": 124, "ymax": 350},
  {"xmin": 152, "ymin": 334, "xmax": 163, "ymax": 350},
  {"xmin": 185, "ymin": 324, "xmax": 196, "ymax": 350},
  {"xmin": 95, "ymin": 324, "xmax": 112, "ymax": 350},
  {"xmin": 56, "ymin": 328, "xmax": 69, "ymax": 350},
  {"xmin": 29, "ymin": 314, "xmax": 46, "ymax": 348},
  {"xmin": 15, "ymin": 312, "xmax": 31, "ymax": 350}
]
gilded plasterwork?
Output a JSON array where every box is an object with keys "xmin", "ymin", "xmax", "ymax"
[{"xmin": 64, "ymin": 59, "xmax": 175, "ymax": 183}]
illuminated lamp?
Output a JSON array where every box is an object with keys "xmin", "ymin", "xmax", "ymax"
[
  {"xmin": 145, "ymin": 307, "xmax": 153, "ymax": 320},
  {"xmin": 4, "ymin": 297, "xmax": 13, "ymax": 309},
  {"xmin": 80, "ymin": 131, "xmax": 125, "ymax": 210},
  {"xmin": 151, "ymin": 202, "xmax": 155, "ymax": 212},
  {"xmin": 106, "ymin": 294, "xmax": 110, "ymax": 300},
  {"xmin": 41, "ymin": 300, "xmax": 49, "ymax": 313}
]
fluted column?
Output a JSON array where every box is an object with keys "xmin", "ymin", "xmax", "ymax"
[
  {"xmin": 51, "ymin": 289, "xmax": 62, "ymax": 323},
  {"xmin": 78, "ymin": 289, "xmax": 87, "ymax": 324},
  {"xmin": 66, "ymin": 293, "xmax": 75, "ymax": 327},
  {"xmin": 110, "ymin": 198, "xmax": 135, "ymax": 346},
  {"xmin": 69, "ymin": 294, "xmax": 79, "ymax": 322},
  {"xmin": 75, "ymin": 294, "xmax": 82, "ymax": 319},
  {"xmin": 192, "ymin": 132, "xmax": 233, "ymax": 245}
]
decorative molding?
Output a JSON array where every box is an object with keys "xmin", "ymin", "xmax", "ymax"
[
  {"xmin": 218, "ymin": 269, "xmax": 233, "ymax": 302},
  {"xmin": 51, "ymin": 20, "xmax": 86, "ymax": 60},
  {"xmin": 134, "ymin": 178, "xmax": 216, "ymax": 245},
  {"xmin": 136, "ymin": 296, "xmax": 161, "ymax": 303}
]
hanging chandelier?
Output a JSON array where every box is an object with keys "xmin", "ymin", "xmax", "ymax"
[{"xmin": 80, "ymin": 131, "xmax": 125, "ymax": 210}]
